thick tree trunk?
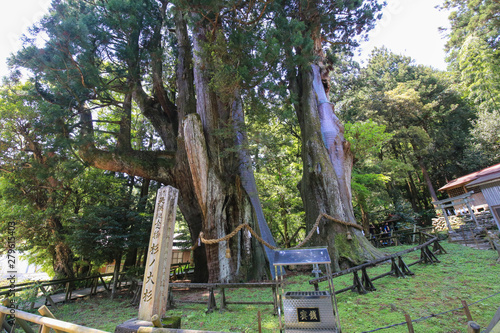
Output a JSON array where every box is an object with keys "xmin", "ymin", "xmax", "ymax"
[
  {"xmin": 184, "ymin": 21, "xmax": 271, "ymax": 282},
  {"xmin": 47, "ymin": 217, "xmax": 75, "ymax": 279},
  {"xmin": 52, "ymin": 242, "xmax": 75, "ymax": 279},
  {"xmin": 294, "ymin": 64, "xmax": 383, "ymax": 271}
]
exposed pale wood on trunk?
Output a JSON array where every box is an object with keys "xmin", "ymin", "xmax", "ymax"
[{"xmin": 184, "ymin": 114, "xmax": 209, "ymax": 220}]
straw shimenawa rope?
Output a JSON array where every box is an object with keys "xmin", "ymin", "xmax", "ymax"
[{"xmin": 194, "ymin": 212, "xmax": 363, "ymax": 250}]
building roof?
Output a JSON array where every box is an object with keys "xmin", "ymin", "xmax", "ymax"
[
  {"xmin": 438, "ymin": 163, "xmax": 500, "ymax": 191},
  {"xmin": 466, "ymin": 170, "xmax": 500, "ymax": 187}
]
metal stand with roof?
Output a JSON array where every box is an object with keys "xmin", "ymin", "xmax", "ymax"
[{"xmin": 273, "ymin": 247, "xmax": 341, "ymax": 332}]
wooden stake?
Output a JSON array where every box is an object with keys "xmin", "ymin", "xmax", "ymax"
[
  {"xmin": 467, "ymin": 321, "xmax": 480, "ymax": 333},
  {"xmin": 462, "ymin": 300, "xmax": 473, "ymax": 322},
  {"xmin": 39, "ymin": 286, "xmax": 58, "ymax": 310},
  {"xmin": 258, "ymin": 311, "xmax": 262, "ymax": 333},
  {"xmin": 38, "ymin": 305, "xmax": 64, "ymax": 333},
  {"xmin": 405, "ymin": 313, "xmax": 414, "ymax": 333},
  {"xmin": 0, "ymin": 299, "xmax": 9, "ymax": 330},
  {"xmin": 14, "ymin": 318, "xmax": 35, "ymax": 333},
  {"xmin": 151, "ymin": 314, "xmax": 162, "ymax": 328}
]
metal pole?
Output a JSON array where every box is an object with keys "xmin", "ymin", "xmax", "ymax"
[
  {"xmin": 275, "ymin": 265, "xmax": 283, "ymax": 332},
  {"xmin": 326, "ymin": 264, "xmax": 341, "ymax": 333}
]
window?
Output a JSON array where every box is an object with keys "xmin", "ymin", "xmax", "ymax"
[
  {"xmin": 448, "ymin": 186, "xmax": 466, "ymax": 198},
  {"xmin": 171, "ymin": 251, "xmax": 184, "ymax": 264}
]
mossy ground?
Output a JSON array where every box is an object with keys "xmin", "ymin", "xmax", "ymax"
[{"xmin": 23, "ymin": 242, "xmax": 500, "ymax": 332}]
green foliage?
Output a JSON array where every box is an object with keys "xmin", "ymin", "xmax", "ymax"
[
  {"xmin": 0, "ymin": 83, "xmax": 152, "ymax": 275},
  {"xmin": 335, "ymin": 48, "xmax": 474, "ymax": 223},
  {"xmin": 68, "ymin": 204, "xmax": 150, "ymax": 265},
  {"xmin": 468, "ymin": 108, "xmax": 500, "ymax": 163},
  {"xmin": 442, "ymin": 0, "xmax": 500, "ymax": 167},
  {"xmin": 250, "ymin": 116, "xmax": 304, "ymax": 247},
  {"xmin": 344, "ymin": 119, "xmax": 393, "ymax": 163}
]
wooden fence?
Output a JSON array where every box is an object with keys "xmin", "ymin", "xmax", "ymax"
[
  {"xmin": 2, "ymin": 261, "xmax": 193, "ymax": 309},
  {"xmin": 167, "ymin": 282, "xmax": 278, "ymax": 314},
  {"xmin": 164, "ymin": 232, "xmax": 445, "ymax": 315},
  {"xmin": 0, "ymin": 272, "xmax": 128, "ymax": 310},
  {"xmin": 310, "ymin": 232, "xmax": 447, "ymax": 295},
  {"xmin": 369, "ymin": 227, "xmax": 437, "ymax": 248},
  {"xmin": 0, "ymin": 302, "xmax": 108, "ymax": 333}
]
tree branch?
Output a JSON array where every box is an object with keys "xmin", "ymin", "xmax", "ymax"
[{"xmin": 79, "ymin": 146, "xmax": 176, "ymax": 183}]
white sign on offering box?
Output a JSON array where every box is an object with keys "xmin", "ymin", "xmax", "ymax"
[{"xmin": 138, "ymin": 186, "xmax": 179, "ymax": 321}]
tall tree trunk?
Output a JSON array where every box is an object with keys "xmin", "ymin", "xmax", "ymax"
[
  {"xmin": 356, "ymin": 192, "xmax": 370, "ymax": 235},
  {"xmin": 48, "ymin": 217, "xmax": 75, "ymax": 279},
  {"xmin": 176, "ymin": 21, "xmax": 270, "ymax": 282},
  {"xmin": 418, "ymin": 157, "xmax": 438, "ymax": 203},
  {"xmin": 110, "ymin": 251, "xmax": 122, "ymax": 300},
  {"xmin": 53, "ymin": 242, "xmax": 75, "ymax": 279},
  {"xmin": 293, "ymin": 64, "xmax": 383, "ymax": 271}
]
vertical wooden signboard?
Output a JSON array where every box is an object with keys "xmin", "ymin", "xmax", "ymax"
[{"xmin": 138, "ymin": 186, "xmax": 179, "ymax": 321}]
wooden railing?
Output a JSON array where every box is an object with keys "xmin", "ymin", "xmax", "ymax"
[
  {"xmin": 369, "ymin": 227, "xmax": 437, "ymax": 248},
  {"xmin": 0, "ymin": 304, "xmax": 109, "ymax": 333},
  {"xmin": 0, "ymin": 272, "xmax": 129, "ymax": 309},
  {"xmin": 309, "ymin": 232, "xmax": 447, "ymax": 294},
  {"xmin": 167, "ymin": 282, "xmax": 278, "ymax": 314}
]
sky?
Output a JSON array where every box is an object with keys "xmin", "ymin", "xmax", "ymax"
[
  {"xmin": 0, "ymin": 0, "xmax": 450, "ymax": 79},
  {"xmin": 356, "ymin": 0, "xmax": 451, "ymax": 70}
]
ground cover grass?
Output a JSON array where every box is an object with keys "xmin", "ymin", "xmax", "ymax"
[{"xmin": 23, "ymin": 242, "xmax": 500, "ymax": 332}]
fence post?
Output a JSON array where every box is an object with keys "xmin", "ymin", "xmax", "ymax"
[
  {"xmin": 467, "ymin": 321, "xmax": 480, "ymax": 333},
  {"xmin": 38, "ymin": 305, "xmax": 64, "ymax": 333},
  {"xmin": 1, "ymin": 299, "xmax": 12, "ymax": 332},
  {"xmin": 0, "ymin": 298, "xmax": 33, "ymax": 333},
  {"xmin": 206, "ymin": 287, "xmax": 217, "ymax": 313},
  {"xmin": 219, "ymin": 287, "xmax": 227, "ymax": 312},
  {"xmin": 64, "ymin": 282, "xmax": 71, "ymax": 302},
  {"xmin": 40, "ymin": 324, "xmax": 50, "ymax": 333},
  {"xmin": 404, "ymin": 313, "xmax": 414, "ymax": 333},
  {"xmin": 258, "ymin": 311, "xmax": 262, "ymax": 333},
  {"xmin": 38, "ymin": 285, "xmax": 58, "ymax": 310},
  {"xmin": 0, "ymin": 302, "xmax": 5, "ymax": 328},
  {"xmin": 462, "ymin": 300, "xmax": 473, "ymax": 322},
  {"xmin": 99, "ymin": 274, "xmax": 110, "ymax": 292}
]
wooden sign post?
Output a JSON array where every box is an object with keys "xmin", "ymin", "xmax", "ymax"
[{"xmin": 138, "ymin": 186, "xmax": 179, "ymax": 321}]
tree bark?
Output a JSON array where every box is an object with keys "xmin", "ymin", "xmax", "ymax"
[
  {"xmin": 294, "ymin": 64, "xmax": 383, "ymax": 271},
  {"xmin": 52, "ymin": 242, "xmax": 75, "ymax": 279},
  {"xmin": 418, "ymin": 156, "xmax": 438, "ymax": 203},
  {"xmin": 110, "ymin": 251, "xmax": 122, "ymax": 300}
]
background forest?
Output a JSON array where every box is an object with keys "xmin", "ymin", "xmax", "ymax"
[{"xmin": 0, "ymin": 0, "xmax": 499, "ymax": 279}]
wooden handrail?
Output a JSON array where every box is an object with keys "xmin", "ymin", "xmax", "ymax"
[
  {"xmin": 309, "ymin": 232, "xmax": 438, "ymax": 285},
  {"xmin": 0, "ymin": 272, "xmax": 121, "ymax": 295},
  {"xmin": 0, "ymin": 305, "xmax": 109, "ymax": 333},
  {"xmin": 170, "ymin": 282, "xmax": 276, "ymax": 289}
]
